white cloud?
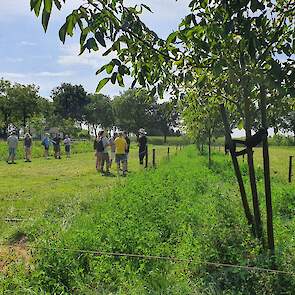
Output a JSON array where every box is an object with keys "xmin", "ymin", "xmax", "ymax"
[
  {"xmin": 5, "ymin": 57, "xmax": 24, "ymax": 63},
  {"xmin": 20, "ymin": 41, "xmax": 37, "ymax": 46},
  {"xmin": 37, "ymin": 71, "xmax": 74, "ymax": 77},
  {"xmin": 0, "ymin": 72, "xmax": 26, "ymax": 79},
  {"xmin": 58, "ymin": 43, "xmax": 115, "ymax": 70},
  {"xmin": 0, "ymin": 71, "xmax": 74, "ymax": 79}
]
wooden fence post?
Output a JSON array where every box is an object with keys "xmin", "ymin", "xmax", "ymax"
[
  {"xmin": 289, "ymin": 156, "xmax": 293, "ymax": 183},
  {"xmin": 152, "ymin": 148, "xmax": 156, "ymax": 168}
]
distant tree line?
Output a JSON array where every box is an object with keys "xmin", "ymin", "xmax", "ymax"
[{"xmin": 0, "ymin": 79, "xmax": 180, "ymax": 141}]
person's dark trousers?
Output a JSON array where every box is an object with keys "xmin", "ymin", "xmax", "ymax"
[{"xmin": 139, "ymin": 149, "xmax": 146, "ymax": 164}]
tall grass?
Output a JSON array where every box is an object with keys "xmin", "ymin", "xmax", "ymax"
[{"xmin": 3, "ymin": 147, "xmax": 295, "ymax": 294}]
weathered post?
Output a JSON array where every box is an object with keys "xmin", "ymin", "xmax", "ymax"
[
  {"xmin": 167, "ymin": 147, "xmax": 170, "ymax": 159},
  {"xmin": 220, "ymin": 104, "xmax": 254, "ymax": 231},
  {"xmin": 152, "ymin": 148, "xmax": 156, "ymax": 168},
  {"xmin": 289, "ymin": 156, "xmax": 293, "ymax": 183},
  {"xmin": 260, "ymin": 87, "xmax": 275, "ymax": 256}
]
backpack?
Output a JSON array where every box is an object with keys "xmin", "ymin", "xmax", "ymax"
[{"xmin": 96, "ymin": 138, "xmax": 104, "ymax": 152}]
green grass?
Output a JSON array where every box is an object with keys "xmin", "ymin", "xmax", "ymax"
[
  {"xmin": 2, "ymin": 146, "xmax": 295, "ymax": 294},
  {"xmin": 0, "ymin": 144, "xmax": 174, "ymax": 243}
]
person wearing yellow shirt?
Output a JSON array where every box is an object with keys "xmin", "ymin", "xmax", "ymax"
[{"xmin": 114, "ymin": 132, "xmax": 127, "ymax": 176}]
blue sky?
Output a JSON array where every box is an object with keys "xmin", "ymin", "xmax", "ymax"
[{"xmin": 0, "ymin": 0, "xmax": 190, "ymax": 98}]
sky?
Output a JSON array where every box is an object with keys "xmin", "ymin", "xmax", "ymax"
[{"xmin": 0, "ymin": 0, "xmax": 191, "ymax": 98}]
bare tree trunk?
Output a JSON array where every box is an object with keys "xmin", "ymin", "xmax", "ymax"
[
  {"xmin": 244, "ymin": 94, "xmax": 263, "ymax": 242},
  {"xmin": 260, "ymin": 87, "xmax": 275, "ymax": 256},
  {"xmin": 220, "ymin": 104, "xmax": 254, "ymax": 230}
]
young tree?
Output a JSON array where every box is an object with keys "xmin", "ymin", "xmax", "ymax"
[
  {"xmin": 112, "ymin": 89, "xmax": 156, "ymax": 134},
  {"xmin": 9, "ymin": 83, "xmax": 41, "ymax": 131},
  {"xmin": 85, "ymin": 94, "xmax": 114, "ymax": 136},
  {"xmin": 52, "ymin": 83, "xmax": 90, "ymax": 123},
  {"xmin": 152, "ymin": 102, "xmax": 179, "ymax": 143},
  {"xmin": 30, "ymin": 0, "xmax": 295, "ymax": 254}
]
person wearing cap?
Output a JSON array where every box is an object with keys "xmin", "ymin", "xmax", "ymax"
[
  {"xmin": 42, "ymin": 133, "xmax": 51, "ymax": 159},
  {"xmin": 24, "ymin": 133, "xmax": 32, "ymax": 162},
  {"xmin": 7, "ymin": 131, "xmax": 18, "ymax": 164},
  {"xmin": 138, "ymin": 128, "xmax": 147, "ymax": 165},
  {"xmin": 114, "ymin": 132, "xmax": 127, "ymax": 176}
]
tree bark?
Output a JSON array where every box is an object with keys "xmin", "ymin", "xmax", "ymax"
[
  {"xmin": 244, "ymin": 93, "xmax": 263, "ymax": 242},
  {"xmin": 260, "ymin": 86, "xmax": 275, "ymax": 256},
  {"xmin": 220, "ymin": 104, "xmax": 254, "ymax": 230}
]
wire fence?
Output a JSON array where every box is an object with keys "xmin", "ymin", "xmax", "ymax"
[{"xmin": 0, "ymin": 243, "xmax": 293, "ymax": 277}]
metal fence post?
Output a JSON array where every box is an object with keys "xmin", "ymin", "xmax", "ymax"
[{"xmin": 152, "ymin": 148, "xmax": 156, "ymax": 168}]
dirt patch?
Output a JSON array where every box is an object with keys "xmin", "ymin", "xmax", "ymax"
[{"xmin": 0, "ymin": 234, "xmax": 31, "ymax": 273}]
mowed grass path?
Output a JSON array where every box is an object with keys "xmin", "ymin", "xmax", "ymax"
[{"xmin": 0, "ymin": 145, "xmax": 175, "ymax": 243}]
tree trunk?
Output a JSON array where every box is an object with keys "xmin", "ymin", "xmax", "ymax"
[
  {"xmin": 244, "ymin": 94, "xmax": 263, "ymax": 242},
  {"xmin": 220, "ymin": 104, "xmax": 254, "ymax": 230},
  {"xmin": 260, "ymin": 87, "xmax": 275, "ymax": 256}
]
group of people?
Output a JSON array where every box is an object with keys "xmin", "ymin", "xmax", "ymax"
[
  {"xmin": 41, "ymin": 133, "xmax": 71, "ymax": 159},
  {"xmin": 6, "ymin": 131, "xmax": 71, "ymax": 164},
  {"xmin": 5, "ymin": 128, "xmax": 148, "ymax": 177},
  {"xmin": 94, "ymin": 130, "xmax": 130, "ymax": 176},
  {"xmin": 94, "ymin": 128, "xmax": 148, "ymax": 176}
]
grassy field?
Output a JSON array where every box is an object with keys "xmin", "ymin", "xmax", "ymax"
[
  {"xmin": 210, "ymin": 145, "xmax": 294, "ymax": 182},
  {"xmin": 1, "ymin": 145, "xmax": 295, "ymax": 294}
]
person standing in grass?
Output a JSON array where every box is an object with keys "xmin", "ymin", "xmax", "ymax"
[
  {"xmin": 64, "ymin": 135, "xmax": 71, "ymax": 158},
  {"xmin": 7, "ymin": 131, "xmax": 18, "ymax": 164},
  {"xmin": 42, "ymin": 133, "xmax": 51, "ymax": 159},
  {"xmin": 52, "ymin": 133, "xmax": 61, "ymax": 159},
  {"xmin": 114, "ymin": 132, "xmax": 127, "ymax": 176},
  {"xmin": 24, "ymin": 133, "xmax": 32, "ymax": 162},
  {"xmin": 94, "ymin": 131, "xmax": 104, "ymax": 172},
  {"xmin": 138, "ymin": 128, "xmax": 147, "ymax": 165},
  {"xmin": 109, "ymin": 132, "xmax": 117, "ymax": 168},
  {"xmin": 124, "ymin": 131, "xmax": 131, "ymax": 171},
  {"xmin": 100, "ymin": 130, "xmax": 110, "ymax": 176}
]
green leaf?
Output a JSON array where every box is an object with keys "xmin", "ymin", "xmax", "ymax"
[
  {"xmin": 112, "ymin": 59, "xmax": 121, "ymax": 66},
  {"xmin": 106, "ymin": 63, "xmax": 115, "ymax": 74},
  {"xmin": 66, "ymin": 15, "xmax": 75, "ymax": 36},
  {"xmin": 117, "ymin": 73, "xmax": 124, "ymax": 87},
  {"xmin": 53, "ymin": 0, "xmax": 61, "ymax": 9},
  {"xmin": 166, "ymin": 32, "xmax": 177, "ymax": 45},
  {"xmin": 44, "ymin": 0, "xmax": 53, "ymax": 14},
  {"xmin": 31, "ymin": 0, "xmax": 42, "ymax": 16},
  {"xmin": 141, "ymin": 4, "xmax": 153, "ymax": 12},
  {"xmin": 96, "ymin": 78, "xmax": 110, "ymax": 93},
  {"xmin": 42, "ymin": 9, "xmax": 51, "ymax": 32},
  {"xmin": 237, "ymin": 119, "xmax": 244, "ymax": 130},
  {"xmin": 59, "ymin": 23, "xmax": 67, "ymax": 43},
  {"xmin": 86, "ymin": 38, "xmax": 98, "ymax": 51},
  {"xmin": 111, "ymin": 72, "xmax": 118, "ymax": 84},
  {"xmin": 95, "ymin": 31, "xmax": 106, "ymax": 47}
]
